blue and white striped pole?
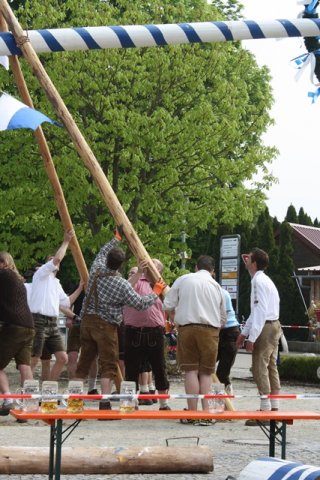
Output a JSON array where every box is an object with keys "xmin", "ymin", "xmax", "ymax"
[{"xmin": 1, "ymin": 18, "xmax": 320, "ymax": 56}]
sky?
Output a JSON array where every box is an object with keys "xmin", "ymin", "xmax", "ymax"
[{"xmin": 241, "ymin": 0, "xmax": 320, "ymax": 222}]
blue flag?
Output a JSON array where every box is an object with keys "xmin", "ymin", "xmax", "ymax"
[{"xmin": 0, "ymin": 92, "xmax": 60, "ymax": 131}]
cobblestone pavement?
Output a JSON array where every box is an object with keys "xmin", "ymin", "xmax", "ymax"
[{"xmin": 1, "ymin": 352, "xmax": 319, "ymax": 480}]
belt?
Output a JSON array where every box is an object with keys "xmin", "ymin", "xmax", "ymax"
[
  {"xmin": 125, "ymin": 325, "xmax": 164, "ymax": 333},
  {"xmin": 33, "ymin": 313, "xmax": 57, "ymax": 321},
  {"xmin": 265, "ymin": 320, "xmax": 279, "ymax": 324},
  {"xmin": 179, "ymin": 323, "xmax": 219, "ymax": 330}
]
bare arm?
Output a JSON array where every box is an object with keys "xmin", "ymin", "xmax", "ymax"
[
  {"xmin": 68, "ymin": 280, "xmax": 84, "ymax": 306},
  {"xmin": 52, "ymin": 229, "xmax": 75, "ymax": 267}
]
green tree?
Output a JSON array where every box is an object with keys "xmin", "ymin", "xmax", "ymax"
[
  {"xmin": 298, "ymin": 207, "xmax": 313, "ymax": 226},
  {"xmin": 285, "ymin": 204, "xmax": 298, "ymax": 223},
  {"xmin": 0, "ymin": 0, "xmax": 276, "ymax": 279}
]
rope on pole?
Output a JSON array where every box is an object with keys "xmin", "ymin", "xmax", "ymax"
[{"xmin": 1, "ymin": 18, "xmax": 320, "ymax": 56}]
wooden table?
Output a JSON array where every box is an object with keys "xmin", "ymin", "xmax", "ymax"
[{"xmin": 10, "ymin": 409, "xmax": 320, "ymax": 480}]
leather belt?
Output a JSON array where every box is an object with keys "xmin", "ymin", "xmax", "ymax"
[{"xmin": 179, "ymin": 323, "xmax": 219, "ymax": 329}]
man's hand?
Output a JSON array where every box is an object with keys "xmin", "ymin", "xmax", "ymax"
[
  {"xmin": 245, "ymin": 340, "xmax": 254, "ymax": 353},
  {"xmin": 64, "ymin": 228, "xmax": 75, "ymax": 243},
  {"xmin": 153, "ymin": 280, "xmax": 167, "ymax": 296},
  {"xmin": 236, "ymin": 334, "xmax": 246, "ymax": 349}
]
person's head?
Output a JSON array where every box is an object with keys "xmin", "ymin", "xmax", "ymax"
[
  {"xmin": 248, "ymin": 247, "xmax": 269, "ymax": 272},
  {"xmin": 0, "ymin": 251, "xmax": 23, "ymax": 279},
  {"xmin": 128, "ymin": 266, "xmax": 138, "ymax": 278},
  {"xmin": 196, "ymin": 255, "xmax": 215, "ymax": 273},
  {"xmin": 152, "ymin": 258, "xmax": 164, "ymax": 275},
  {"xmin": 107, "ymin": 247, "xmax": 126, "ymax": 271}
]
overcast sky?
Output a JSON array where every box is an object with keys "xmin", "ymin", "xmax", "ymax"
[{"xmin": 241, "ymin": 0, "xmax": 320, "ymax": 222}]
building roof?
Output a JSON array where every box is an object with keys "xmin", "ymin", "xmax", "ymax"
[{"xmin": 289, "ymin": 223, "xmax": 320, "ymax": 255}]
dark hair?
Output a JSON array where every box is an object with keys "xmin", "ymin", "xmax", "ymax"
[
  {"xmin": 196, "ymin": 255, "xmax": 215, "ymax": 272},
  {"xmin": 107, "ymin": 248, "xmax": 126, "ymax": 271},
  {"xmin": 250, "ymin": 247, "xmax": 269, "ymax": 271}
]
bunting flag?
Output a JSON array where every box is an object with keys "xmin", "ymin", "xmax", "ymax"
[
  {"xmin": 0, "ymin": 92, "xmax": 60, "ymax": 131},
  {"xmin": 0, "ymin": 55, "xmax": 9, "ymax": 70}
]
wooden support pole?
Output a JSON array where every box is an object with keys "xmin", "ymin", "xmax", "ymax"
[
  {"xmin": 0, "ymin": 0, "xmax": 165, "ymax": 286},
  {"xmin": 212, "ymin": 373, "xmax": 235, "ymax": 412},
  {"xmin": 0, "ymin": 446, "xmax": 213, "ymax": 474},
  {"xmin": 0, "ymin": 15, "xmax": 88, "ymax": 285}
]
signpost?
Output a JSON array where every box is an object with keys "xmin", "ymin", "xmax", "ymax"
[{"xmin": 219, "ymin": 235, "xmax": 241, "ymax": 314}]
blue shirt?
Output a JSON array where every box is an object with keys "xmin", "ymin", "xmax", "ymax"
[{"xmin": 222, "ymin": 289, "xmax": 239, "ymax": 329}]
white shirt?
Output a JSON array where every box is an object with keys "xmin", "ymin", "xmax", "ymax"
[
  {"xmin": 28, "ymin": 260, "xmax": 70, "ymax": 317},
  {"xmin": 163, "ymin": 270, "xmax": 226, "ymax": 328},
  {"xmin": 242, "ymin": 270, "xmax": 279, "ymax": 343}
]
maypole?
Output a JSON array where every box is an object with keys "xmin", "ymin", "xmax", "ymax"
[
  {"xmin": 0, "ymin": 0, "xmax": 165, "ymax": 287},
  {"xmin": 1, "ymin": 18, "xmax": 320, "ymax": 56}
]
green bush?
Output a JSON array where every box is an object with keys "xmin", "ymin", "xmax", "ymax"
[{"xmin": 278, "ymin": 355, "xmax": 320, "ymax": 383}]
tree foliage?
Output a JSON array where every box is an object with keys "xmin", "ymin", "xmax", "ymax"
[{"xmin": 0, "ymin": 0, "xmax": 275, "ymax": 280}]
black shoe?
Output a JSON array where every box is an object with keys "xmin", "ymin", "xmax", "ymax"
[
  {"xmin": 99, "ymin": 400, "xmax": 112, "ymax": 410},
  {"xmin": 88, "ymin": 389, "xmax": 99, "ymax": 395},
  {"xmin": 16, "ymin": 418, "xmax": 28, "ymax": 424},
  {"xmin": 149, "ymin": 390, "xmax": 158, "ymax": 404},
  {"xmin": 138, "ymin": 397, "xmax": 153, "ymax": 406},
  {"xmin": 0, "ymin": 403, "xmax": 13, "ymax": 416},
  {"xmin": 159, "ymin": 405, "xmax": 171, "ymax": 411}
]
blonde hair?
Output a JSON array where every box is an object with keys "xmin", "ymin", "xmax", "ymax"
[{"xmin": 0, "ymin": 251, "xmax": 23, "ymax": 280}]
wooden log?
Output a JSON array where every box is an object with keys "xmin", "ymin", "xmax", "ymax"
[
  {"xmin": 0, "ymin": 446, "xmax": 213, "ymax": 474},
  {"xmin": 0, "ymin": 0, "xmax": 166, "ymax": 288},
  {"xmin": 0, "ymin": 14, "xmax": 89, "ymax": 286}
]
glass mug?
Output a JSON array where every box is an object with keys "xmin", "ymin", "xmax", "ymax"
[
  {"xmin": 62, "ymin": 381, "xmax": 84, "ymax": 413},
  {"xmin": 16, "ymin": 379, "xmax": 40, "ymax": 412},
  {"xmin": 119, "ymin": 381, "xmax": 136, "ymax": 413},
  {"xmin": 41, "ymin": 381, "xmax": 59, "ymax": 413},
  {"xmin": 208, "ymin": 383, "xmax": 225, "ymax": 414}
]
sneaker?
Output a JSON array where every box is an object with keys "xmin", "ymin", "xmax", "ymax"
[
  {"xmin": 88, "ymin": 389, "xmax": 99, "ymax": 395},
  {"xmin": 138, "ymin": 398, "xmax": 153, "ymax": 406},
  {"xmin": 149, "ymin": 389, "xmax": 158, "ymax": 404},
  {"xmin": 194, "ymin": 419, "xmax": 216, "ymax": 427},
  {"xmin": 159, "ymin": 405, "xmax": 171, "ymax": 411},
  {"xmin": 0, "ymin": 402, "xmax": 13, "ymax": 416}
]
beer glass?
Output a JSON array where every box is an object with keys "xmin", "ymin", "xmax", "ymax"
[
  {"xmin": 119, "ymin": 381, "xmax": 136, "ymax": 413},
  {"xmin": 16, "ymin": 379, "xmax": 40, "ymax": 412},
  {"xmin": 208, "ymin": 383, "xmax": 225, "ymax": 413},
  {"xmin": 62, "ymin": 381, "xmax": 84, "ymax": 413},
  {"xmin": 41, "ymin": 381, "xmax": 59, "ymax": 413}
]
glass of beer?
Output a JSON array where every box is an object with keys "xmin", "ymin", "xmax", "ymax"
[
  {"xmin": 16, "ymin": 380, "xmax": 40, "ymax": 412},
  {"xmin": 63, "ymin": 381, "xmax": 84, "ymax": 413},
  {"xmin": 119, "ymin": 381, "xmax": 136, "ymax": 413},
  {"xmin": 208, "ymin": 383, "xmax": 225, "ymax": 414},
  {"xmin": 41, "ymin": 381, "xmax": 59, "ymax": 413}
]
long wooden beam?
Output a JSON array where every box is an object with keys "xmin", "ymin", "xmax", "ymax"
[{"xmin": 0, "ymin": 0, "xmax": 164, "ymax": 286}]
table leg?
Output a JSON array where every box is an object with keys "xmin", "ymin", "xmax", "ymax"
[
  {"xmin": 269, "ymin": 420, "xmax": 276, "ymax": 457},
  {"xmin": 54, "ymin": 419, "xmax": 63, "ymax": 480},
  {"xmin": 281, "ymin": 422, "xmax": 287, "ymax": 460},
  {"xmin": 49, "ymin": 421, "xmax": 56, "ymax": 480}
]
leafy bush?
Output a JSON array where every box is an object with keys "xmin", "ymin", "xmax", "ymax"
[{"xmin": 278, "ymin": 355, "xmax": 320, "ymax": 383}]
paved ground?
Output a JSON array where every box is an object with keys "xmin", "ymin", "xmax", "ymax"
[{"xmin": 1, "ymin": 352, "xmax": 319, "ymax": 480}]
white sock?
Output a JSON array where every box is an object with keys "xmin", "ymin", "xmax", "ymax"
[
  {"xmin": 148, "ymin": 382, "xmax": 155, "ymax": 391},
  {"xmin": 159, "ymin": 399, "xmax": 168, "ymax": 408},
  {"xmin": 271, "ymin": 399, "xmax": 279, "ymax": 410},
  {"xmin": 139, "ymin": 384, "xmax": 149, "ymax": 393},
  {"xmin": 3, "ymin": 393, "xmax": 13, "ymax": 406},
  {"xmin": 260, "ymin": 397, "xmax": 271, "ymax": 411},
  {"xmin": 88, "ymin": 378, "xmax": 96, "ymax": 391}
]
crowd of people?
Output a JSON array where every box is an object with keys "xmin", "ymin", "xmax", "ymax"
[{"xmin": 0, "ymin": 229, "xmax": 282, "ymax": 426}]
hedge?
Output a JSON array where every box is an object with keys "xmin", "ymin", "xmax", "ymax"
[{"xmin": 278, "ymin": 355, "xmax": 320, "ymax": 384}]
